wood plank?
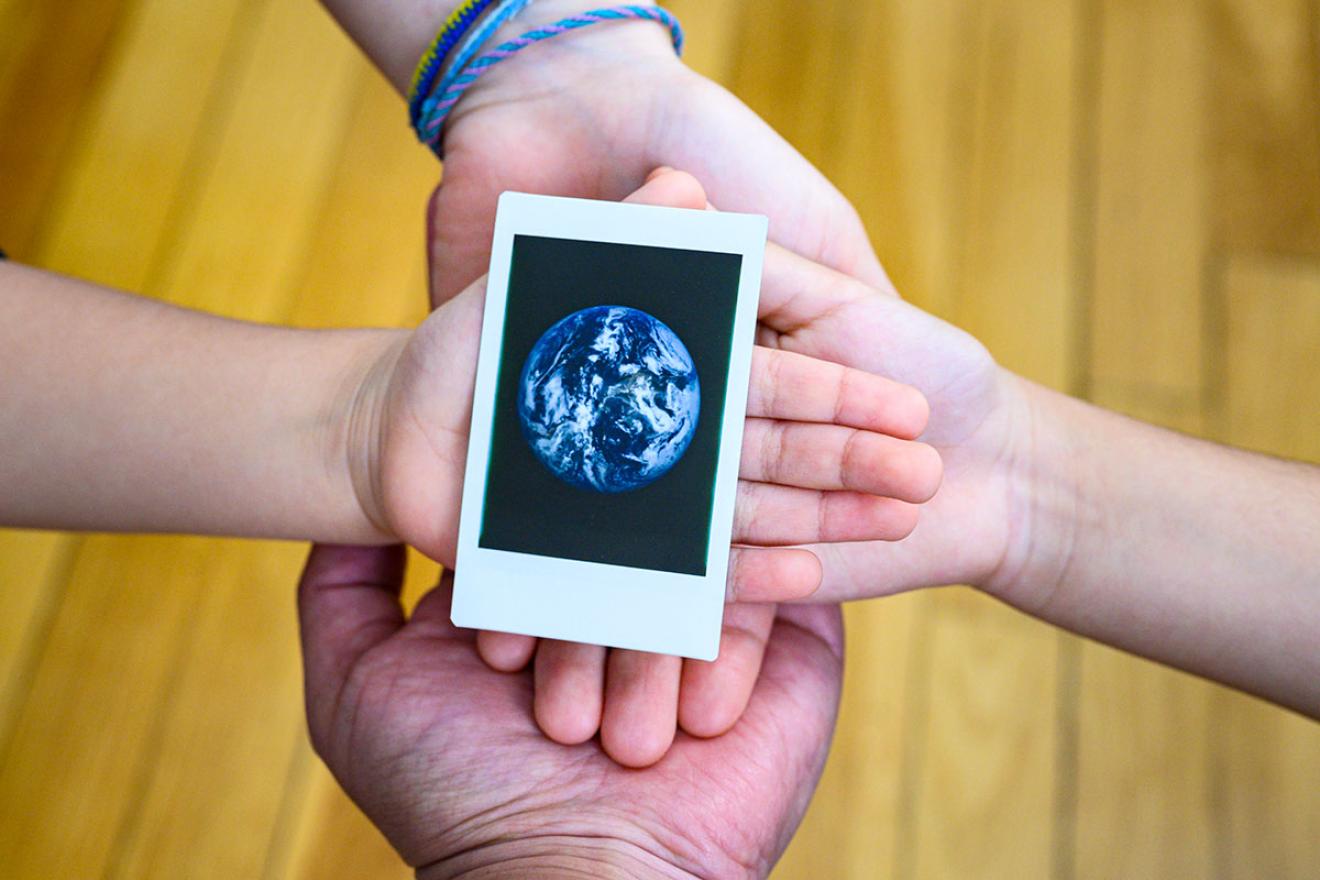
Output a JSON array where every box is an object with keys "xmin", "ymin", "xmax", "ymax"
[
  {"xmin": 662, "ymin": 0, "xmax": 743, "ymax": 85},
  {"xmin": 1087, "ymin": 1, "xmax": 1210, "ymax": 428},
  {"xmin": 1209, "ymin": 0, "xmax": 1320, "ymax": 257},
  {"xmin": 0, "ymin": 536, "xmax": 219, "ymax": 877},
  {"xmin": 0, "ymin": 532, "xmax": 75, "ymax": 746},
  {"xmin": 33, "ymin": 0, "xmax": 258, "ymax": 289},
  {"xmin": 1074, "ymin": 649, "xmax": 1216, "ymax": 878},
  {"xmin": 903, "ymin": 591, "xmax": 1058, "ymax": 880},
  {"xmin": 830, "ymin": 0, "xmax": 967, "ymax": 317},
  {"xmin": 903, "ymin": 4, "xmax": 1079, "ymax": 877},
  {"xmin": 773, "ymin": 593, "xmax": 923, "ymax": 878},
  {"xmin": 1210, "ymin": 253, "xmax": 1320, "ymax": 879},
  {"xmin": 99, "ymin": 3, "xmax": 387, "ymax": 875},
  {"xmin": 280, "ymin": 764, "xmax": 412, "ymax": 880},
  {"xmin": 0, "ymin": 0, "xmax": 129, "ymax": 259},
  {"xmin": 726, "ymin": 0, "xmax": 854, "ymax": 176},
  {"xmin": 1074, "ymin": 4, "xmax": 1219, "ymax": 877},
  {"xmin": 773, "ymin": 2, "xmax": 967, "ymax": 874}
]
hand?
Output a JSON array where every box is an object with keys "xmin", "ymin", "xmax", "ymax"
[
  {"xmin": 750, "ymin": 237, "xmax": 1034, "ymax": 605},
  {"xmin": 298, "ymin": 543, "xmax": 845, "ymax": 879},
  {"xmin": 428, "ymin": 0, "xmax": 889, "ymax": 303},
  {"xmin": 356, "ymin": 171, "xmax": 940, "ymax": 600}
]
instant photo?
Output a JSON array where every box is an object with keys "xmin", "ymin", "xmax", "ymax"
[
  {"xmin": 479, "ymin": 235, "xmax": 741, "ymax": 576},
  {"xmin": 452, "ymin": 193, "xmax": 767, "ymax": 659}
]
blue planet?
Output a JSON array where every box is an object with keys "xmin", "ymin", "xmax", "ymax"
[{"xmin": 517, "ymin": 305, "xmax": 700, "ymax": 493}]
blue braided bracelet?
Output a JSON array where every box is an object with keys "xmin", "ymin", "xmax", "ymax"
[
  {"xmin": 408, "ymin": 0, "xmax": 499, "ymax": 128},
  {"xmin": 415, "ymin": 5, "xmax": 684, "ymax": 158},
  {"xmin": 417, "ymin": 0, "xmax": 539, "ymax": 139}
]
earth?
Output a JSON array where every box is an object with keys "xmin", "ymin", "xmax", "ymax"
[{"xmin": 517, "ymin": 305, "xmax": 700, "ymax": 493}]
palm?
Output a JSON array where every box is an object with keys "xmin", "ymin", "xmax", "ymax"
[
  {"xmin": 759, "ymin": 270, "xmax": 1021, "ymax": 598},
  {"xmin": 299, "ymin": 549, "xmax": 844, "ymax": 877}
]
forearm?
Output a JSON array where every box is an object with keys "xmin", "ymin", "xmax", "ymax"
[
  {"xmin": 0, "ymin": 262, "xmax": 402, "ymax": 543},
  {"xmin": 319, "ymin": 0, "xmax": 668, "ymax": 96},
  {"xmin": 999, "ymin": 377, "xmax": 1320, "ymax": 716}
]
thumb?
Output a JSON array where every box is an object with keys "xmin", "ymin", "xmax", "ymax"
[{"xmin": 297, "ymin": 543, "xmax": 407, "ymax": 751}]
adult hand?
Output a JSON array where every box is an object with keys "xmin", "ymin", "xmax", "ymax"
[{"xmin": 298, "ymin": 543, "xmax": 844, "ymax": 879}]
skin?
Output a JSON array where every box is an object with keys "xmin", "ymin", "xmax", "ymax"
[
  {"xmin": 298, "ymin": 544, "xmax": 845, "ymax": 880},
  {"xmin": 326, "ymin": 0, "xmax": 1320, "ymax": 766},
  {"xmin": 318, "ymin": 0, "xmax": 903, "ymax": 764},
  {"xmin": 0, "ymin": 176, "xmax": 939, "ymax": 601}
]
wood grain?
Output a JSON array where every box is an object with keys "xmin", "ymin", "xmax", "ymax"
[{"xmin": 1, "ymin": 1, "xmax": 1317, "ymax": 877}]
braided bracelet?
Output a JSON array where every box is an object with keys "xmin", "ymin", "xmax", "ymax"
[
  {"xmin": 416, "ymin": 5, "xmax": 684, "ymax": 157},
  {"xmin": 415, "ymin": 0, "xmax": 538, "ymax": 138},
  {"xmin": 408, "ymin": 0, "xmax": 499, "ymax": 128}
]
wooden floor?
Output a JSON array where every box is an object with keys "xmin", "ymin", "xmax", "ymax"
[{"xmin": 2, "ymin": 0, "xmax": 1318, "ymax": 876}]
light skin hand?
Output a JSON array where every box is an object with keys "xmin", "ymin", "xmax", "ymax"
[
  {"xmin": 370, "ymin": 170, "xmax": 936, "ymax": 608},
  {"xmin": 298, "ymin": 543, "xmax": 845, "ymax": 880}
]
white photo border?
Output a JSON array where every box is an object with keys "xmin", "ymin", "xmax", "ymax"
[{"xmin": 451, "ymin": 192, "xmax": 767, "ymax": 660}]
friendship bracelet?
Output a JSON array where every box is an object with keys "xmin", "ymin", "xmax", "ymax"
[
  {"xmin": 416, "ymin": 5, "xmax": 684, "ymax": 157},
  {"xmin": 408, "ymin": 0, "xmax": 499, "ymax": 128},
  {"xmin": 415, "ymin": 0, "xmax": 537, "ymax": 137}
]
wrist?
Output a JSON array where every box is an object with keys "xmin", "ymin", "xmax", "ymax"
[
  {"xmin": 446, "ymin": 0, "xmax": 685, "ymax": 129},
  {"xmin": 980, "ymin": 373, "xmax": 1088, "ymax": 613},
  {"xmin": 420, "ymin": 835, "xmax": 701, "ymax": 880},
  {"xmin": 333, "ymin": 329, "xmax": 411, "ymax": 542}
]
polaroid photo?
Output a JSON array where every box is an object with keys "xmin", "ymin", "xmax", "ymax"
[{"xmin": 451, "ymin": 192, "xmax": 768, "ymax": 660}]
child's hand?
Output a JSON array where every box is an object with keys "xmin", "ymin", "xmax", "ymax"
[{"xmin": 403, "ymin": 170, "xmax": 940, "ymax": 767}]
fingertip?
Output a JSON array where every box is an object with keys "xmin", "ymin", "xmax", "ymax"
[
  {"xmin": 729, "ymin": 548, "xmax": 822, "ymax": 602},
  {"xmin": 904, "ymin": 386, "xmax": 932, "ymax": 439},
  {"xmin": 601, "ymin": 651, "xmax": 681, "ymax": 768},
  {"xmin": 532, "ymin": 640, "xmax": 606, "ymax": 746},
  {"xmin": 678, "ymin": 605, "xmax": 773, "ymax": 738},
  {"xmin": 476, "ymin": 630, "xmax": 538, "ymax": 672},
  {"xmin": 625, "ymin": 168, "xmax": 707, "ymax": 211},
  {"xmin": 772, "ymin": 548, "xmax": 823, "ymax": 601},
  {"xmin": 600, "ymin": 715, "xmax": 676, "ymax": 769},
  {"xmin": 908, "ymin": 442, "xmax": 944, "ymax": 503}
]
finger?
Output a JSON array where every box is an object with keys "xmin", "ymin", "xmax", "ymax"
[
  {"xmin": 533, "ymin": 640, "xmax": 607, "ymax": 745},
  {"xmin": 733, "ymin": 482, "xmax": 920, "ymax": 545},
  {"xmin": 600, "ymin": 649, "xmax": 682, "ymax": 768},
  {"xmin": 727, "ymin": 546, "xmax": 821, "ymax": 602},
  {"xmin": 622, "ymin": 167, "xmax": 707, "ymax": 210},
  {"xmin": 297, "ymin": 544, "xmax": 407, "ymax": 748},
  {"xmin": 741, "ymin": 420, "xmax": 943, "ymax": 502},
  {"xmin": 678, "ymin": 602, "xmax": 776, "ymax": 738},
  {"xmin": 747, "ymin": 346, "xmax": 929, "ymax": 439},
  {"xmin": 476, "ymin": 630, "xmax": 538, "ymax": 672}
]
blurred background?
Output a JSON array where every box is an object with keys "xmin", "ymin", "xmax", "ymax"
[{"xmin": 1, "ymin": 0, "xmax": 1317, "ymax": 876}]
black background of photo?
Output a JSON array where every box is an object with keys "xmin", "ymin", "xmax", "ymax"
[{"xmin": 479, "ymin": 234, "xmax": 744, "ymax": 575}]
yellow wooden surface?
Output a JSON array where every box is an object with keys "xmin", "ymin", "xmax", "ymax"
[{"xmin": 1, "ymin": 1, "xmax": 1318, "ymax": 877}]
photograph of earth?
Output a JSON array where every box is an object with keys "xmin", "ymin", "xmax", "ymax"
[
  {"xmin": 517, "ymin": 304, "xmax": 701, "ymax": 493},
  {"xmin": 480, "ymin": 234, "xmax": 743, "ymax": 575}
]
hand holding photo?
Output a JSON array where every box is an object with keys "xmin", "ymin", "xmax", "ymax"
[
  {"xmin": 453, "ymin": 193, "xmax": 765, "ymax": 659},
  {"xmin": 451, "ymin": 191, "xmax": 942, "ymax": 663}
]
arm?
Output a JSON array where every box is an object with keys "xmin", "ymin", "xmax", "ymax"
[
  {"xmin": 0, "ymin": 261, "xmax": 400, "ymax": 541},
  {"xmin": 1000, "ymin": 380, "xmax": 1320, "ymax": 717},
  {"xmin": 721, "ymin": 239, "xmax": 1320, "ymax": 720}
]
